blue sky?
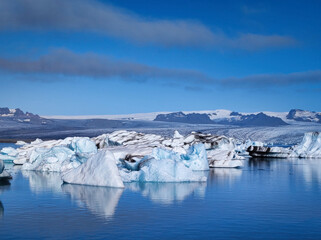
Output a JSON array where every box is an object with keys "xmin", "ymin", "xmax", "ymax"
[{"xmin": 0, "ymin": 0, "xmax": 321, "ymax": 115}]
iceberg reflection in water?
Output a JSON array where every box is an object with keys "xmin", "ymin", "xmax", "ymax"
[
  {"xmin": 208, "ymin": 168, "xmax": 242, "ymax": 184},
  {"xmin": 126, "ymin": 181, "xmax": 207, "ymax": 205},
  {"xmin": 21, "ymin": 171, "xmax": 63, "ymax": 194},
  {"xmin": 289, "ymin": 158, "xmax": 321, "ymax": 188},
  {"xmin": 62, "ymin": 184, "xmax": 124, "ymax": 220},
  {"xmin": 0, "ymin": 180, "xmax": 10, "ymax": 218},
  {"xmin": 0, "ymin": 201, "xmax": 3, "ymax": 218},
  {"xmin": 3, "ymin": 157, "xmax": 321, "ymax": 239}
]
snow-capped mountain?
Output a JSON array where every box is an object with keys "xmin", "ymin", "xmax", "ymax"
[
  {"xmin": 154, "ymin": 112, "xmax": 213, "ymax": 124},
  {"xmin": 154, "ymin": 111, "xmax": 288, "ymax": 126},
  {"xmin": 287, "ymin": 109, "xmax": 321, "ymax": 123},
  {"xmin": 0, "ymin": 107, "xmax": 48, "ymax": 124}
]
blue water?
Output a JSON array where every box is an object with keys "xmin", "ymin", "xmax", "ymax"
[
  {"xmin": 0, "ymin": 142, "xmax": 19, "ymax": 149},
  {"xmin": 1, "ymin": 143, "xmax": 321, "ymax": 239}
]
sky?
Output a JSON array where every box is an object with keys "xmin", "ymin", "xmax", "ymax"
[{"xmin": 0, "ymin": 0, "xmax": 321, "ymax": 115}]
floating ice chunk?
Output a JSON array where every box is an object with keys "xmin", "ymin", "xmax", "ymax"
[
  {"xmin": 247, "ymin": 146, "xmax": 290, "ymax": 158},
  {"xmin": 120, "ymin": 147, "xmax": 207, "ymax": 183},
  {"xmin": 31, "ymin": 138, "xmax": 43, "ymax": 145},
  {"xmin": 236, "ymin": 139, "xmax": 265, "ymax": 154},
  {"xmin": 0, "ymin": 147, "xmax": 18, "ymax": 162},
  {"xmin": 70, "ymin": 137, "xmax": 97, "ymax": 154},
  {"xmin": 173, "ymin": 130, "xmax": 184, "ymax": 139},
  {"xmin": 62, "ymin": 150, "xmax": 124, "ymax": 188},
  {"xmin": 1, "ymin": 147, "xmax": 18, "ymax": 157},
  {"xmin": 183, "ymin": 135, "xmax": 195, "ymax": 144},
  {"xmin": 16, "ymin": 140, "xmax": 27, "ymax": 146},
  {"xmin": 290, "ymin": 132, "xmax": 321, "ymax": 158},
  {"xmin": 69, "ymin": 137, "xmax": 97, "ymax": 162},
  {"xmin": 181, "ymin": 144, "xmax": 209, "ymax": 171},
  {"xmin": 22, "ymin": 146, "xmax": 78, "ymax": 172},
  {"xmin": 137, "ymin": 157, "xmax": 207, "ymax": 182},
  {"xmin": 247, "ymin": 132, "xmax": 321, "ymax": 158}
]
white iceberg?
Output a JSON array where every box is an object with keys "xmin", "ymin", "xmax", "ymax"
[
  {"xmin": 95, "ymin": 130, "xmax": 243, "ymax": 168},
  {"xmin": 62, "ymin": 150, "xmax": 124, "ymax": 188},
  {"xmin": 13, "ymin": 137, "xmax": 97, "ymax": 172},
  {"xmin": 122, "ymin": 157, "xmax": 207, "ymax": 183},
  {"xmin": 70, "ymin": 137, "xmax": 97, "ymax": 159},
  {"xmin": 16, "ymin": 140, "xmax": 27, "ymax": 146},
  {"xmin": 22, "ymin": 146, "xmax": 81, "ymax": 172},
  {"xmin": 290, "ymin": 132, "xmax": 321, "ymax": 158},
  {"xmin": 120, "ymin": 146, "xmax": 208, "ymax": 183},
  {"xmin": 247, "ymin": 132, "xmax": 321, "ymax": 159},
  {"xmin": 0, "ymin": 147, "xmax": 18, "ymax": 162},
  {"xmin": 152, "ymin": 144, "xmax": 209, "ymax": 171}
]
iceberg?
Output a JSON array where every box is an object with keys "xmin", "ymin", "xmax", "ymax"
[
  {"xmin": 235, "ymin": 139, "xmax": 265, "ymax": 154},
  {"xmin": 12, "ymin": 130, "xmax": 244, "ymax": 174},
  {"xmin": 0, "ymin": 159, "xmax": 12, "ymax": 180},
  {"xmin": 125, "ymin": 157, "xmax": 207, "ymax": 183},
  {"xmin": 69, "ymin": 137, "xmax": 98, "ymax": 162},
  {"xmin": 12, "ymin": 136, "xmax": 97, "ymax": 172},
  {"xmin": 94, "ymin": 130, "xmax": 243, "ymax": 168},
  {"xmin": 22, "ymin": 146, "xmax": 81, "ymax": 172},
  {"xmin": 0, "ymin": 147, "xmax": 18, "ymax": 162},
  {"xmin": 120, "ymin": 146, "xmax": 208, "ymax": 183},
  {"xmin": 247, "ymin": 132, "xmax": 321, "ymax": 158},
  {"xmin": 62, "ymin": 150, "xmax": 124, "ymax": 188},
  {"xmin": 290, "ymin": 132, "xmax": 321, "ymax": 158},
  {"xmin": 247, "ymin": 146, "xmax": 290, "ymax": 158}
]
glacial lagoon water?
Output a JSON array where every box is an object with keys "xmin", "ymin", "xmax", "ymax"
[{"xmin": 1, "ymin": 144, "xmax": 321, "ymax": 239}]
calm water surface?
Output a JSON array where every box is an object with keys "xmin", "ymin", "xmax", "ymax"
[{"xmin": 1, "ymin": 143, "xmax": 321, "ymax": 239}]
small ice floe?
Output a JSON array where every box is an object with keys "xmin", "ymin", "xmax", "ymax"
[{"xmin": 0, "ymin": 159, "xmax": 12, "ymax": 181}]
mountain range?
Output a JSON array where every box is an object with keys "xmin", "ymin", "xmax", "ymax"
[{"xmin": 1, "ymin": 107, "xmax": 321, "ymax": 142}]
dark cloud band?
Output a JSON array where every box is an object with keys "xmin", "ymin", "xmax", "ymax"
[
  {"xmin": 0, "ymin": 49, "xmax": 320, "ymax": 89},
  {"xmin": 0, "ymin": 0, "xmax": 296, "ymax": 50}
]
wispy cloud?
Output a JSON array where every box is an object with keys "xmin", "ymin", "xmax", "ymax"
[
  {"xmin": 221, "ymin": 71, "xmax": 321, "ymax": 87},
  {"xmin": 0, "ymin": 49, "xmax": 320, "ymax": 89},
  {"xmin": 0, "ymin": 0, "xmax": 296, "ymax": 50},
  {"xmin": 0, "ymin": 49, "xmax": 211, "ymax": 84}
]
